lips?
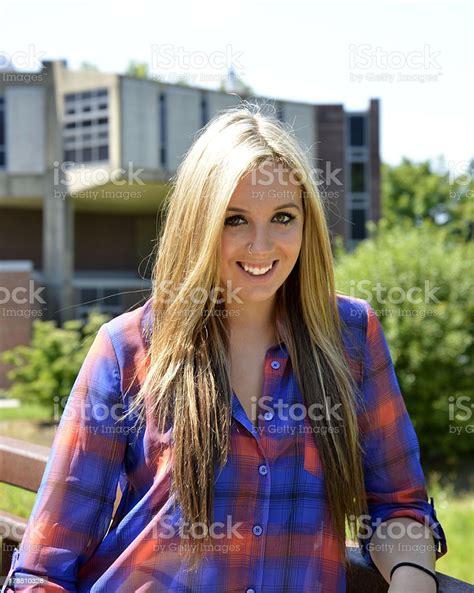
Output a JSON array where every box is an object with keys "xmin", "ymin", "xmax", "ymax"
[{"xmin": 236, "ymin": 260, "xmax": 278, "ymax": 277}]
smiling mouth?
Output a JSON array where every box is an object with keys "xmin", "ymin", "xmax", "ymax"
[{"xmin": 237, "ymin": 260, "xmax": 278, "ymax": 276}]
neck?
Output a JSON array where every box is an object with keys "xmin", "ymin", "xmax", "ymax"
[{"xmin": 225, "ymin": 297, "xmax": 279, "ymax": 347}]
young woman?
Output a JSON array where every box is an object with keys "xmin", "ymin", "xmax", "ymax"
[{"xmin": 4, "ymin": 104, "xmax": 447, "ymax": 592}]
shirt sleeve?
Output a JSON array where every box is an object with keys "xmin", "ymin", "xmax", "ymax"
[
  {"xmin": 3, "ymin": 324, "xmax": 128, "ymax": 592},
  {"xmin": 356, "ymin": 302, "xmax": 448, "ymax": 569}
]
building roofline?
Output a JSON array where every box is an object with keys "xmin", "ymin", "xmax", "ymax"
[{"xmin": 34, "ymin": 59, "xmax": 377, "ymax": 110}]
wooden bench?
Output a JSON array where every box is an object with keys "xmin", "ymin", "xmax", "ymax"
[{"xmin": 0, "ymin": 435, "xmax": 472, "ymax": 591}]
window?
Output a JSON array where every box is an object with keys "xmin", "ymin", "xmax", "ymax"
[
  {"xmin": 66, "ymin": 146, "xmax": 108, "ymax": 162},
  {"xmin": 350, "ymin": 162, "xmax": 366, "ymax": 193},
  {"xmin": 159, "ymin": 92, "xmax": 167, "ymax": 168},
  {"xmin": 64, "ymin": 149, "xmax": 76, "ymax": 162},
  {"xmin": 349, "ymin": 115, "xmax": 366, "ymax": 147},
  {"xmin": 62, "ymin": 88, "xmax": 109, "ymax": 164},
  {"xmin": 77, "ymin": 287, "xmax": 124, "ymax": 321},
  {"xmin": 0, "ymin": 96, "xmax": 5, "ymax": 169},
  {"xmin": 350, "ymin": 208, "xmax": 367, "ymax": 240},
  {"xmin": 98, "ymin": 145, "xmax": 109, "ymax": 160}
]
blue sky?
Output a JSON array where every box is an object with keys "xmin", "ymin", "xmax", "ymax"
[{"xmin": 2, "ymin": 0, "xmax": 473, "ymax": 171}]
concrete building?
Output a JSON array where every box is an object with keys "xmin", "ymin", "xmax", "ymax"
[{"xmin": 0, "ymin": 59, "xmax": 380, "ymax": 388}]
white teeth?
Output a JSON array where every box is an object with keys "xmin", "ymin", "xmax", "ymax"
[{"xmin": 240, "ymin": 261, "xmax": 274, "ymax": 275}]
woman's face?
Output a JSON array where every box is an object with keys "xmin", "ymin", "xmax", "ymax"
[{"xmin": 220, "ymin": 166, "xmax": 304, "ymax": 306}]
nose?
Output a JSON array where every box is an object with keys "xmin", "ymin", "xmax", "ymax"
[{"xmin": 249, "ymin": 227, "xmax": 275, "ymax": 256}]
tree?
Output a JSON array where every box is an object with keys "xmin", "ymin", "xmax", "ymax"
[
  {"xmin": 381, "ymin": 157, "xmax": 473, "ymax": 241},
  {"xmin": 125, "ymin": 60, "xmax": 150, "ymax": 79},
  {"xmin": 334, "ymin": 220, "xmax": 474, "ymax": 470}
]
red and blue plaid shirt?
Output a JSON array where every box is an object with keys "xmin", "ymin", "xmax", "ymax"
[{"xmin": 3, "ymin": 295, "xmax": 447, "ymax": 592}]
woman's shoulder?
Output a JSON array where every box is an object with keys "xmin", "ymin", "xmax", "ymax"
[
  {"xmin": 335, "ymin": 294, "xmax": 373, "ymax": 368},
  {"xmin": 99, "ymin": 296, "xmax": 153, "ymax": 368},
  {"xmin": 335, "ymin": 293, "xmax": 370, "ymax": 327}
]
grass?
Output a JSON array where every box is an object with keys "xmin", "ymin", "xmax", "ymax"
[
  {"xmin": 0, "ymin": 483, "xmax": 36, "ymax": 520},
  {"xmin": 0, "ymin": 403, "xmax": 57, "ymax": 447},
  {"xmin": 0, "ymin": 402, "xmax": 51, "ymax": 422},
  {"xmin": 425, "ymin": 472, "xmax": 474, "ymax": 583},
  {"xmin": 436, "ymin": 494, "xmax": 474, "ymax": 582}
]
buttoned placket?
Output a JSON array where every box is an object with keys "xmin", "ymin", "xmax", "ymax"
[{"xmin": 231, "ymin": 344, "xmax": 288, "ymax": 593}]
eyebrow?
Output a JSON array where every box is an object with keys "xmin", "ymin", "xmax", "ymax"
[{"xmin": 226, "ymin": 202, "xmax": 302, "ymax": 213}]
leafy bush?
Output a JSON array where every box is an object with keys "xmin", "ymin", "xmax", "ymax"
[
  {"xmin": 380, "ymin": 157, "xmax": 473, "ymax": 240},
  {"xmin": 1, "ymin": 308, "xmax": 111, "ymax": 421},
  {"xmin": 334, "ymin": 219, "xmax": 474, "ymax": 469}
]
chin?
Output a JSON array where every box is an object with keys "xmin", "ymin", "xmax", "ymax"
[{"xmin": 238, "ymin": 287, "xmax": 278, "ymax": 302}]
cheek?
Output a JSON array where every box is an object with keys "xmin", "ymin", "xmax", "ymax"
[
  {"xmin": 278, "ymin": 227, "xmax": 303, "ymax": 257},
  {"xmin": 219, "ymin": 239, "xmax": 237, "ymax": 278},
  {"xmin": 220, "ymin": 241, "xmax": 231, "ymax": 264}
]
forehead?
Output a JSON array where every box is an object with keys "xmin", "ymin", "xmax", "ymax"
[{"xmin": 229, "ymin": 167, "xmax": 303, "ymax": 209}]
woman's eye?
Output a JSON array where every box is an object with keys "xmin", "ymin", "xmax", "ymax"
[
  {"xmin": 224, "ymin": 212, "xmax": 296, "ymax": 227},
  {"xmin": 224, "ymin": 215, "xmax": 245, "ymax": 226},
  {"xmin": 274, "ymin": 212, "xmax": 296, "ymax": 225}
]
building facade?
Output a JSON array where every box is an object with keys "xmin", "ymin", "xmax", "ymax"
[{"xmin": 0, "ymin": 59, "xmax": 380, "ymax": 388}]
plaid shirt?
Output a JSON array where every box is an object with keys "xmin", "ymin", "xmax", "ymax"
[{"xmin": 3, "ymin": 295, "xmax": 447, "ymax": 592}]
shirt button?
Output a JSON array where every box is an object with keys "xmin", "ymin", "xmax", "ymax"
[
  {"xmin": 263, "ymin": 410, "xmax": 273, "ymax": 421},
  {"xmin": 258, "ymin": 464, "xmax": 268, "ymax": 475},
  {"xmin": 246, "ymin": 589, "xmax": 256, "ymax": 593},
  {"xmin": 271, "ymin": 360, "xmax": 280, "ymax": 370},
  {"xmin": 252, "ymin": 525, "xmax": 263, "ymax": 536}
]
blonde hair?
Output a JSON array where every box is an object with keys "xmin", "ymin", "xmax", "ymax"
[{"xmin": 122, "ymin": 101, "xmax": 368, "ymax": 571}]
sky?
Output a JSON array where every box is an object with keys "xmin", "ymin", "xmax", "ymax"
[{"xmin": 2, "ymin": 0, "xmax": 473, "ymax": 173}]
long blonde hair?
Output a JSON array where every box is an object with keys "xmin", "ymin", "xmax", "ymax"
[{"xmin": 123, "ymin": 102, "xmax": 368, "ymax": 571}]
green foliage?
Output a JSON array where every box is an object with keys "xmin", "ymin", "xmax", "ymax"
[
  {"xmin": 335, "ymin": 219, "xmax": 474, "ymax": 469},
  {"xmin": 1, "ymin": 309, "xmax": 111, "ymax": 421},
  {"xmin": 125, "ymin": 60, "xmax": 150, "ymax": 79},
  {"xmin": 427, "ymin": 472, "xmax": 474, "ymax": 582},
  {"xmin": 381, "ymin": 157, "xmax": 474, "ymax": 241}
]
